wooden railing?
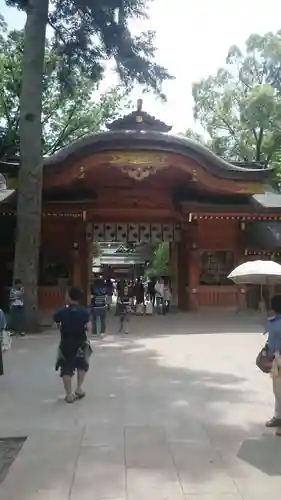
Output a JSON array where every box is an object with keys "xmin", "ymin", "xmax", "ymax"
[
  {"xmin": 38, "ymin": 285, "xmax": 238, "ymax": 310},
  {"xmin": 38, "ymin": 286, "xmax": 64, "ymax": 309},
  {"xmin": 197, "ymin": 286, "xmax": 237, "ymax": 310}
]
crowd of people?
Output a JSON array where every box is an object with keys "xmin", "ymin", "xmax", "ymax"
[
  {"xmin": 109, "ymin": 276, "xmax": 172, "ymax": 314},
  {"xmin": 3, "ymin": 276, "xmax": 281, "ymax": 440},
  {"xmin": 90, "ymin": 275, "xmax": 172, "ymax": 335}
]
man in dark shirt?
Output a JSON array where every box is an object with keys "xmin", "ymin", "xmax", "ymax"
[
  {"xmin": 54, "ymin": 286, "xmax": 91, "ymax": 403},
  {"xmin": 90, "ymin": 277, "xmax": 107, "ymax": 336}
]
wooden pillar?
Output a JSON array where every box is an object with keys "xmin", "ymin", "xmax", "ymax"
[
  {"xmin": 178, "ymin": 230, "xmax": 188, "ymax": 310},
  {"xmin": 187, "ymin": 221, "xmax": 200, "ymax": 311},
  {"xmin": 86, "ymin": 223, "xmax": 93, "ymax": 305},
  {"xmin": 71, "ymin": 243, "xmax": 82, "ymax": 287},
  {"xmin": 71, "ymin": 218, "xmax": 89, "ymax": 305},
  {"xmin": 236, "ymin": 220, "xmax": 247, "ymax": 311}
]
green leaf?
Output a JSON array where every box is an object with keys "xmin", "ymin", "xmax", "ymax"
[
  {"xmin": 0, "ymin": 20, "xmax": 130, "ymax": 159},
  {"xmin": 191, "ymin": 31, "xmax": 281, "ymax": 169}
]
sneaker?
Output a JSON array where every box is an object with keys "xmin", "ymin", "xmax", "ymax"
[{"xmin": 266, "ymin": 417, "xmax": 281, "ymax": 428}]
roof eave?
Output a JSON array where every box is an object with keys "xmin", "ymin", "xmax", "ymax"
[{"xmin": 42, "ymin": 130, "xmax": 271, "ymax": 182}]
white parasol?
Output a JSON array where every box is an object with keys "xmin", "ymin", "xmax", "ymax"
[{"xmin": 228, "ymin": 260, "xmax": 281, "ymax": 285}]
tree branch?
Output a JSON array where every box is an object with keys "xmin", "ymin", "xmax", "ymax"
[
  {"xmin": 45, "ymin": 103, "xmax": 78, "ymax": 153},
  {"xmin": 41, "ymin": 100, "xmax": 61, "ymax": 125},
  {"xmin": 206, "ymin": 102, "xmax": 242, "ymax": 153},
  {"xmin": 47, "ymin": 17, "xmax": 67, "ymax": 45}
]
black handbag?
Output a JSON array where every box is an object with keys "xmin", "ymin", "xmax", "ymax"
[{"xmin": 256, "ymin": 343, "xmax": 273, "ymax": 374}]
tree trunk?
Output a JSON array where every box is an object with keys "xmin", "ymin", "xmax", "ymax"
[{"xmin": 13, "ymin": 0, "xmax": 49, "ymax": 332}]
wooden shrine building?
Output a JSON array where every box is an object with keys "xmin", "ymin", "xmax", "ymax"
[{"xmin": 1, "ymin": 99, "xmax": 281, "ymax": 312}]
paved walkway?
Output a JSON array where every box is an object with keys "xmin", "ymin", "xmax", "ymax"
[{"xmin": 0, "ymin": 312, "xmax": 281, "ymax": 499}]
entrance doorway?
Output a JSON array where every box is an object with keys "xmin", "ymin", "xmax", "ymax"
[
  {"xmin": 92, "ymin": 242, "xmax": 152, "ymax": 280},
  {"xmin": 88, "ymin": 222, "xmax": 182, "ymax": 308}
]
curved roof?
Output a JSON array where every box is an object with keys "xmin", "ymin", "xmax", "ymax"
[
  {"xmin": 106, "ymin": 98, "xmax": 172, "ymax": 133},
  {"xmin": 44, "ymin": 129, "xmax": 271, "ymax": 182}
]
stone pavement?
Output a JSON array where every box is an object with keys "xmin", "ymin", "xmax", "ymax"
[{"xmin": 1, "ymin": 312, "xmax": 281, "ymax": 499}]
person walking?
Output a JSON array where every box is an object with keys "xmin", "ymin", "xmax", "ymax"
[
  {"xmin": 90, "ymin": 277, "xmax": 107, "ymax": 336},
  {"xmin": 115, "ymin": 279, "xmax": 124, "ymax": 316},
  {"xmin": 54, "ymin": 286, "xmax": 92, "ymax": 403},
  {"xmin": 147, "ymin": 278, "xmax": 156, "ymax": 306},
  {"xmin": 135, "ymin": 277, "xmax": 144, "ymax": 315},
  {"xmin": 105, "ymin": 278, "xmax": 114, "ymax": 311},
  {"xmin": 155, "ymin": 278, "xmax": 164, "ymax": 314},
  {"xmin": 9, "ymin": 278, "xmax": 25, "ymax": 336},
  {"xmin": 163, "ymin": 280, "xmax": 172, "ymax": 315},
  {"xmin": 264, "ymin": 294, "xmax": 281, "ymax": 436},
  {"xmin": 118, "ymin": 282, "xmax": 131, "ymax": 334}
]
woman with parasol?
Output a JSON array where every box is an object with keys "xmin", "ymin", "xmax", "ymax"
[{"xmin": 228, "ymin": 260, "xmax": 281, "ymax": 436}]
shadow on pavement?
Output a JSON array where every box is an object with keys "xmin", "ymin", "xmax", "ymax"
[
  {"xmin": 237, "ymin": 435, "xmax": 281, "ymax": 476},
  {"xmin": 0, "ymin": 320, "xmax": 279, "ymax": 498}
]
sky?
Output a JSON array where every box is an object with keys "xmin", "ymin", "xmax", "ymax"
[{"xmin": 1, "ymin": 0, "xmax": 281, "ymax": 133}]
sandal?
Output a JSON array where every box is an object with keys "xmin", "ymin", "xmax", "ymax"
[
  {"xmin": 65, "ymin": 393, "xmax": 76, "ymax": 403},
  {"xmin": 75, "ymin": 390, "xmax": 85, "ymax": 400}
]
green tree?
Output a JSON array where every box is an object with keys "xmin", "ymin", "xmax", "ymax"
[
  {"xmin": 183, "ymin": 128, "xmax": 206, "ymax": 145},
  {"xmin": 146, "ymin": 243, "xmax": 169, "ymax": 277},
  {"xmin": 6, "ymin": 0, "xmax": 173, "ymax": 330},
  {"xmin": 192, "ymin": 31, "xmax": 281, "ymax": 167},
  {"xmin": 0, "ymin": 21, "xmax": 128, "ymax": 160}
]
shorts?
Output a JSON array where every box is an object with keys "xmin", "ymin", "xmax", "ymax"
[
  {"xmin": 59, "ymin": 356, "xmax": 89, "ymax": 377},
  {"xmin": 119, "ymin": 304, "xmax": 131, "ymax": 319}
]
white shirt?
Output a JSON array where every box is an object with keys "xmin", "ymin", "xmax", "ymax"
[{"xmin": 155, "ymin": 282, "xmax": 164, "ymax": 297}]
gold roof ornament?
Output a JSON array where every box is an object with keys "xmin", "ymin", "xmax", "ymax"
[
  {"xmin": 106, "ymin": 99, "xmax": 172, "ymax": 132},
  {"xmin": 121, "ymin": 163, "xmax": 165, "ymax": 181},
  {"xmin": 107, "ymin": 151, "xmax": 168, "ymax": 181}
]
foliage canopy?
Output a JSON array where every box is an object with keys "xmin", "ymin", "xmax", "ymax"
[{"xmin": 191, "ymin": 31, "xmax": 281, "ymax": 175}]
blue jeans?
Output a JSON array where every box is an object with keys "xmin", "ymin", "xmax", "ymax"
[{"xmin": 91, "ymin": 307, "xmax": 106, "ymax": 335}]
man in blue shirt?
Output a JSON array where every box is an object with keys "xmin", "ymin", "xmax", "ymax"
[
  {"xmin": 265, "ymin": 294, "xmax": 281, "ymax": 432},
  {"xmin": 54, "ymin": 286, "xmax": 91, "ymax": 403}
]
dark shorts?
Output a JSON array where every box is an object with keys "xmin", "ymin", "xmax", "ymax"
[
  {"xmin": 119, "ymin": 304, "xmax": 130, "ymax": 319},
  {"xmin": 57, "ymin": 341, "xmax": 91, "ymax": 377},
  {"xmin": 59, "ymin": 356, "xmax": 89, "ymax": 377}
]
